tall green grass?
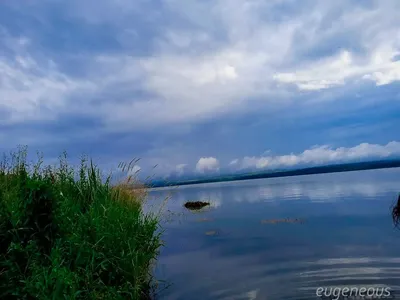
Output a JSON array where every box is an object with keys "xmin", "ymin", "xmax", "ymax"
[{"xmin": 0, "ymin": 147, "xmax": 163, "ymax": 299}]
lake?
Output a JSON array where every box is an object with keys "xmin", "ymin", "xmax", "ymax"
[{"xmin": 147, "ymin": 168, "xmax": 400, "ymax": 300}]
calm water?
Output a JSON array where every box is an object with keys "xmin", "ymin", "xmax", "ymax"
[{"xmin": 147, "ymin": 168, "xmax": 400, "ymax": 300}]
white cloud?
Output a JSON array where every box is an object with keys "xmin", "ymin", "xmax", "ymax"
[
  {"xmin": 1, "ymin": 0, "xmax": 400, "ymax": 131},
  {"xmin": 196, "ymin": 157, "xmax": 220, "ymax": 173},
  {"xmin": 0, "ymin": 28, "xmax": 95, "ymax": 125},
  {"xmin": 272, "ymin": 1, "xmax": 400, "ymax": 90},
  {"xmin": 97, "ymin": 0, "xmax": 400, "ymax": 129},
  {"xmin": 274, "ymin": 47, "xmax": 400, "ymax": 90},
  {"xmin": 229, "ymin": 159, "xmax": 239, "ymax": 166},
  {"xmin": 236, "ymin": 141, "xmax": 400, "ymax": 170},
  {"xmin": 175, "ymin": 163, "xmax": 187, "ymax": 175}
]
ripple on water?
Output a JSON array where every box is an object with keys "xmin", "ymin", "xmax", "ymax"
[
  {"xmin": 151, "ymin": 169, "xmax": 400, "ymax": 300},
  {"xmin": 158, "ymin": 256, "xmax": 400, "ymax": 299}
]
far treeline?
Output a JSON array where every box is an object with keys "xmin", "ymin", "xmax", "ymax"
[{"xmin": 150, "ymin": 160, "xmax": 400, "ymax": 188}]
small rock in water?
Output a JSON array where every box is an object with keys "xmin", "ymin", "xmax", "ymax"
[{"xmin": 184, "ymin": 201, "xmax": 210, "ymax": 210}]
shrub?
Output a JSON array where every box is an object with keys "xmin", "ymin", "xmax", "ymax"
[{"xmin": 0, "ymin": 148, "xmax": 163, "ymax": 299}]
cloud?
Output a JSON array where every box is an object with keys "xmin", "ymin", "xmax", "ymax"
[
  {"xmin": 3, "ymin": 0, "xmax": 398, "ymax": 131},
  {"xmin": 175, "ymin": 163, "xmax": 187, "ymax": 175},
  {"xmin": 229, "ymin": 159, "xmax": 239, "ymax": 166},
  {"xmin": 271, "ymin": 1, "xmax": 400, "ymax": 90},
  {"xmin": 196, "ymin": 157, "xmax": 220, "ymax": 173},
  {"xmin": 0, "ymin": 29, "xmax": 95, "ymax": 125},
  {"xmin": 274, "ymin": 47, "xmax": 400, "ymax": 90},
  {"xmin": 234, "ymin": 141, "xmax": 400, "ymax": 170},
  {"xmin": 0, "ymin": 0, "xmax": 400, "ymax": 177}
]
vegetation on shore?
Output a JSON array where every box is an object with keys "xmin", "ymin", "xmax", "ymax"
[
  {"xmin": 0, "ymin": 147, "xmax": 163, "ymax": 299},
  {"xmin": 392, "ymin": 194, "xmax": 400, "ymax": 228}
]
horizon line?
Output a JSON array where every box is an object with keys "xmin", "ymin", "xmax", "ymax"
[{"xmin": 148, "ymin": 159, "xmax": 400, "ymax": 188}]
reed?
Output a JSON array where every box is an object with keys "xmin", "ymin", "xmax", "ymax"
[{"xmin": 0, "ymin": 147, "xmax": 163, "ymax": 299}]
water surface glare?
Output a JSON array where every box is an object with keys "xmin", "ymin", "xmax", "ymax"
[{"xmin": 147, "ymin": 168, "xmax": 400, "ymax": 299}]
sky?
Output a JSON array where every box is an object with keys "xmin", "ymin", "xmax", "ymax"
[{"xmin": 1, "ymin": 0, "xmax": 400, "ymax": 179}]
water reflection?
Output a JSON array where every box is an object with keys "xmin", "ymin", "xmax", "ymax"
[
  {"xmin": 149, "ymin": 169, "xmax": 400, "ymax": 208},
  {"xmin": 149, "ymin": 169, "xmax": 400, "ymax": 300}
]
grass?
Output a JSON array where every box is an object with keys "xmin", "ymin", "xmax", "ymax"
[{"xmin": 0, "ymin": 147, "xmax": 164, "ymax": 299}]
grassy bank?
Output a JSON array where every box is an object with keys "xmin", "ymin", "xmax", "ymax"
[{"xmin": 0, "ymin": 148, "xmax": 163, "ymax": 299}]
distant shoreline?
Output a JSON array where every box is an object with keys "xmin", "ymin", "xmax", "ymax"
[{"xmin": 149, "ymin": 160, "xmax": 400, "ymax": 188}]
